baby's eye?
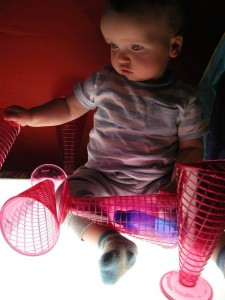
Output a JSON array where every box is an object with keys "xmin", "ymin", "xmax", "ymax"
[
  {"xmin": 110, "ymin": 43, "xmax": 118, "ymax": 49},
  {"xmin": 131, "ymin": 44, "xmax": 143, "ymax": 51}
]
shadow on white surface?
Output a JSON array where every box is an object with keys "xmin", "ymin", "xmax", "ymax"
[{"xmin": 0, "ymin": 179, "xmax": 224, "ymax": 300}]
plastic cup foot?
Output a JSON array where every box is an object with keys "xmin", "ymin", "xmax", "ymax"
[{"xmin": 160, "ymin": 271, "xmax": 213, "ymax": 300}]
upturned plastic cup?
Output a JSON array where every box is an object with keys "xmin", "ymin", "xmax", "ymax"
[
  {"xmin": 0, "ymin": 108, "xmax": 20, "ymax": 170},
  {"xmin": 160, "ymin": 160, "xmax": 225, "ymax": 300},
  {"xmin": 69, "ymin": 193, "xmax": 178, "ymax": 248},
  {"xmin": 30, "ymin": 164, "xmax": 67, "ymax": 191},
  {"xmin": 56, "ymin": 115, "xmax": 87, "ymax": 175},
  {"xmin": 0, "ymin": 179, "xmax": 60, "ymax": 256},
  {"xmin": 56, "ymin": 179, "xmax": 72, "ymax": 224}
]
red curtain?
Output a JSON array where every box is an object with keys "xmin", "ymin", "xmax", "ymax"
[{"xmin": 0, "ymin": 0, "xmax": 109, "ymax": 171}]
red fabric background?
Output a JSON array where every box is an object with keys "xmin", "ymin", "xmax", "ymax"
[
  {"xmin": 0, "ymin": 0, "xmax": 109, "ymax": 171},
  {"xmin": 0, "ymin": 0, "xmax": 223, "ymax": 172}
]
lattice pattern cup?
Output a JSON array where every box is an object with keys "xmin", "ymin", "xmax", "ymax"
[
  {"xmin": 31, "ymin": 164, "xmax": 67, "ymax": 191},
  {"xmin": 0, "ymin": 179, "xmax": 60, "ymax": 256},
  {"xmin": 56, "ymin": 116, "xmax": 87, "ymax": 175},
  {"xmin": 160, "ymin": 160, "xmax": 225, "ymax": 300},
  {"xmin": 0, "ymin": 108, "xmax": 20, "ymax": 170},
  {"xmin": 69, "ymin": 193, "xmax": 178, "ymax": 248}
]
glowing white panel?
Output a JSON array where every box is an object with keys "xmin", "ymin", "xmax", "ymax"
[{"xmin": 0, "ymin": 179, "xmax": 224, "ymax": 300}]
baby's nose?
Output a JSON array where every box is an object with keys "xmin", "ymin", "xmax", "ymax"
[{"xmin": 118, "ymin": 51, "xmax": 130, "ymax": 63}]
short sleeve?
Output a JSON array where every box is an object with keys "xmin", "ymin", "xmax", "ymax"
[{"xmin": 74, "ymin": 72, "xmax": 98, "ymax": 110}]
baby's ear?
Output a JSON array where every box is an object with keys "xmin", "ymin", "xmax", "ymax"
[{"xmin": 169, "ymin": 34, "xmax": 183, "ymax": 58}]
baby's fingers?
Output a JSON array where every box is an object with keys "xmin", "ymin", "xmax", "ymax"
[
  {"xmin": 4, "ymin": 113, "xmax": 20, "ymax": 123},
  {"xmin": 4, "ymin": 107, "xmax": 29, "ymax": 126}
]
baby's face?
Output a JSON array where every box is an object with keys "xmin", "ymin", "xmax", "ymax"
[{"xmin": 101, "ymin": 11, "xmax": 182, "ymax": 82}]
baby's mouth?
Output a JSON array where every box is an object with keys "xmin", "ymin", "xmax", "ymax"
[{"xmin": 121, "ymin": 68, "xmax": 132, "ymax": 74}]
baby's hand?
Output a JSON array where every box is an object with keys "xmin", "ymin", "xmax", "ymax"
[{"xmin": 4, "ymin": 106, "xmax": 32, "ymax": 126}]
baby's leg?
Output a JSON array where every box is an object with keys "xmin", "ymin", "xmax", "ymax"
[
  {"xmin": 61, "ymin": 167, "xmax": 138, "ymax": 284},
  {"xmin": 65, "ymin": 215, "xmax": 137, "ymax": 284},
  {"xmin": 211, "ymin": 231, "xmax": 225, "ymax": 277}
]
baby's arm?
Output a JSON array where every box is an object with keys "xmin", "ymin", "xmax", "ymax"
[
  {"xmin": 175, "ymin": 137, "xmax": 204, "ymax": 166},
  {"xmin": 161, "ymin": 137, "xmax": 204, "ymax": 193},
  {"xmin": 4, "ymin": 93, "xmax": 89, "ymax": 127}
]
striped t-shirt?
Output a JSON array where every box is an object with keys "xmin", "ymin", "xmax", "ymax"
[{"xmin": 74, "ymin": 65, "xmax": 208, "ymax": 181}]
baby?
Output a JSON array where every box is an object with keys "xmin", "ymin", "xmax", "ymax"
[{"xmin": 4, "ymin": 0, "xmax": 208, "ymax": 284}]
